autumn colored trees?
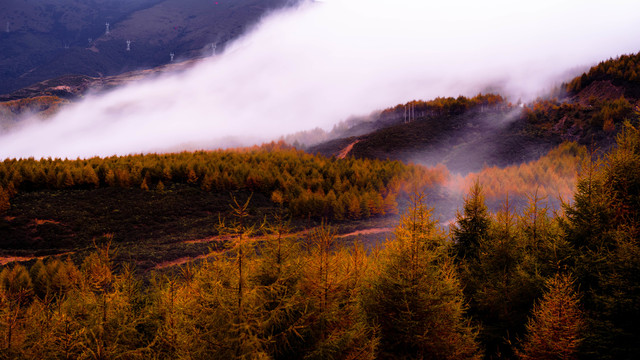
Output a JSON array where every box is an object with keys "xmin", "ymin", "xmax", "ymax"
[
  {"xmin": 566, "ymin": 52, "xmax": 640, "ymax": 93},
  {"xmin": 458, "ymin": 142, "xmax": 587, "ymax": 208},
  {"xmin": 381, "ymin": 93, "xmax": 509, "ymax": 119},
  {"xmin": 562, "ymin": 123, "xmax": 640, "ymax": 360},
  {"xmin": 0, "ymin": 142, "xmax": 448, "ymax": 221},
  {"xmin": 0, "ymin": 194, "xmax": 484, "ymax": 359},
  {"xmin": 363, "ymin": 194, "xmax": 481, "ymax": 359},
  {"xmin": 2, "ymin": 121, "xmax": 640, "ymax": 358},
  {"xmin": 517, "ymin": 274, "xmax": 584, "ymax": 360}
]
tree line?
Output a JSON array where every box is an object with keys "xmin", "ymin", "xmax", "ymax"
[
  {"xmin": 0, "ymin": 142, "xmax": 447, "ymax": 221},
  {"xmin": 565, "ymin": 52, "xmax": 640, "ymax": 93},
  {"xmin": 381, "ymin": 93, "xmax": 508, "ymax": 119}
]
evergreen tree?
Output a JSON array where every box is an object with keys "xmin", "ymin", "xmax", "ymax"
[
  {"xmin": 470, "ymin": 196, "xmax": 540, "ymax": 358},
  {"xmin": 300, "ymin": 225, "xmax": 377, "ymax": 360},
  {"xmin": 517, "ymin": 274, "xmax": 584, "ymax": 360},
  {"xmin": 362, "ymin": 193, "xmax": 481, "ymax": 359},
  {"xmin": 452, "ymin": 180, "xmax": 490, "ymax": 261},
  {"xmin": 0, "ymin": 264, "xmax": 33, "ymax": 354},
  {"xmin": 564, "ymin": 123, "xmax": 640, "ymax": 359}
]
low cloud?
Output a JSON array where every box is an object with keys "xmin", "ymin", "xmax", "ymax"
[{"xmin": 1, "ymin": 0, "xmax": 639, "ymax": 159}]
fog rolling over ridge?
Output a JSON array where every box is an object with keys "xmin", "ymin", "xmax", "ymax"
[{"xmin": 1, "ymin": 0, "xmax": 639, "ymax": 159}]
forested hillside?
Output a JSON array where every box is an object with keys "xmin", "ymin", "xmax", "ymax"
[
  {"xmin": 1, "ymin": 122, "xmax": 639, "ymax": 359},
  {"xmin": 0, "ymin": 142, "xmax": 445, "ymax": 221},
  {"xmin": 0, "ymin": 142, "xmax": 446, "ymax": 269},
  {"xmin": 310, "ymin": 52, "xmax": 640, "ymax": 173}
]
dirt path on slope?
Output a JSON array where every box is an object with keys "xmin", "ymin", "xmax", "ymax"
[
  {"xmin": 337, "ymin": 227, "xmax": 393, "ymax": 238},
  {"xmin": 0, "ymin": 251, "xmax": 75, "ymax": 266},
  {"xmin": 337, "ymin": 140, "xmax": 360, "ymax": 159}
]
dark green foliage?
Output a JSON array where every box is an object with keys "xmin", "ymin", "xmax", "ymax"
[
  {"xmin": 456, "ymin": 190, "xmax": 572, "ymax": 359},
  {"xmin": 523, "ymin": 97, "xmax": 635, "ymax": 147},
  {"xmin": 563, "ymin": 123, "xmax": 640, "ymax": 359},
  {"xmin": 452, "ymin": 180, "xmax": 490, "ymax": 261}
]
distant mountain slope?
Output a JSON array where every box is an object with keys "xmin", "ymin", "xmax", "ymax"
[
  {"xmin": 0, "ymin": 59, "xmax": 200, "ymax": 127},
  {"xmin": 0, "ymin": 0, "xmax": 296, "ymax": 94},
  {"xmin": 309, "ymin": 52, "xmax": 640, "ymax": 172},
  {"xmin": 310, "ymin": 95, "xmax": 555, "ymax": 173}
]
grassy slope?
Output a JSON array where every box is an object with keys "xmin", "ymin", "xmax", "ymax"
[
  {"xmin": 0, "ymin": 183, "xmax": 402, "ymax": 271},
  {"xmin": 0, "ymin": 186, "xmax": 269, "ymax": 269}
]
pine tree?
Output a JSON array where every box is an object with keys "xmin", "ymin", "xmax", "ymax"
[
  {"xmin": 362, "ymin": 193, "xmax": 481, "ymax": 359},
  {"xmin": 452, "ymin": 180, "xmax": 490, "ymax": 261},
  {"xmin": 156, "ymin": 180, "xmax": 165, "ymax": 193},
  {"xmin": 563, "ymin": 124, "xmax": 640, "ymax": 359},
  {"xmin": 0, "ymin": 264, "xmax": 33, "ymax": 353},
  {"xmin": 140, "ymin": 177, "xmax": 149, "ymax": 191},
  {"xmin": 517, "ymin": 274, "xmax": 584, "ymax": 360},
  {"xmin": 81, "ymin": 165, "xmax": 100, "ymax": 188},
  {"xmin": 465, "ymin": 195, "xmax": 541, "ymax": 358},
  {"xmin": 300, "ymin": 224, "xmax": 377, "ymax": 360}
]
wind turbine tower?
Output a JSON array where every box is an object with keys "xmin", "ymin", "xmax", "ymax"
[
  {"xmin": 170, "ymin": 52, "xmax": 175, "ymax": 62},
  {"xmin": 126, "ymin": 40, "xmax": 131, "ymax": 51},
  {"xmin": 105, "ymin": 22, "xmax": 110, "ymax": 35},
  {"xmin": 211, "ymin": 43, "xmax": 217, "ymax": 56}
]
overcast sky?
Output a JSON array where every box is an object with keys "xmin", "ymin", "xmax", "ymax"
[{"xmin": 1, "ymin": 0, "xmax": 639, "ymax": 159}]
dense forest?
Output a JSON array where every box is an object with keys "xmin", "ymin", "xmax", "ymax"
[
  {"xmin": 565, "ymin": 52, "xmax": 640, "ymax": 94},
  {"xmin": 523, "ymin": 52, "xmax": 640, "ymax": 148},
  {"xmin": 0, "ymin": 142, "xmax": 447, "ymax": 222},
  {"xmin": 0, "ymin": 120, "xmax": 639, "ymax": 359},
  {"xmin": 459, "ymin": 141, "xmax": 586, "ymax": 207}
]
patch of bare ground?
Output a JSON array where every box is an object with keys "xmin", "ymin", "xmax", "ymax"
[
  {"xmin": 154, "ymin": 254, "xmax": 214, "ymax": 270},
  {"xmin": 32, "ymin": 219, "xmax": 61, "ymax": 226},
  {"xmin": 0, "ymin": 251, "xmax": 75, "ymax": 266},
  {"xmin": 337, "ymin": 139, "xmax": 360, "ymax": 159},
  {"xmin": 575, "ymin": 80, "xmax": 625, "ymax": 105},
  {"xmin": 337, "ymin": 227, "xmax": 393, "ymax": 238},
  {"xmin": 182, "ymin": 235, "xmax": 232, "ymax": 244}
]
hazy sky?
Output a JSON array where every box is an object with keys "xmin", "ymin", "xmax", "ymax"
[{"xmin": 1, "ymin": 0, "xmax": 639, "ymax": 159}]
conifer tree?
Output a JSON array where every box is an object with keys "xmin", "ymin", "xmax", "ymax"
[
  {"xmin": 458, "ymin": 195, "xmax": 542, "ymax": 358},
  {"xmin": 0, "ymin": 264, "xmax": 33, "ymax": 354},
  {"xmin": 300, "ymin": 224, "xmax": 377, "ymax": 360},
  {"xmin": 252, "ymin": 211, "xmax": 308, "ymax": 359},
  {"xmin": 452, "ymin": 180, "xmax": 490, "ymax": 261},
  {"xmin": 81, "ymin": 165, "xmax": 100, "ymax": 188},
  {"xmin": 517, "ymin": 274, "xmax": 584, "ymax": 360},
  {"xmin": 363, "ymin": 193, "xmax": 481, "ymax": 359},
  {"xmin": 564, "ymin": 124, "xmax": 640, "ymax": 359}
]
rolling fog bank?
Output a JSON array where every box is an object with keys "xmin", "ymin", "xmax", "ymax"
[{"xmin": 0, "ymin": 0, "xmax": 639, "ymax": 159}]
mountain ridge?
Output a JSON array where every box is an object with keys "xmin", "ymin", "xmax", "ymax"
[{"xmin": 0, "ymin": 0, "xmax": 297, "ymax": 94}]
